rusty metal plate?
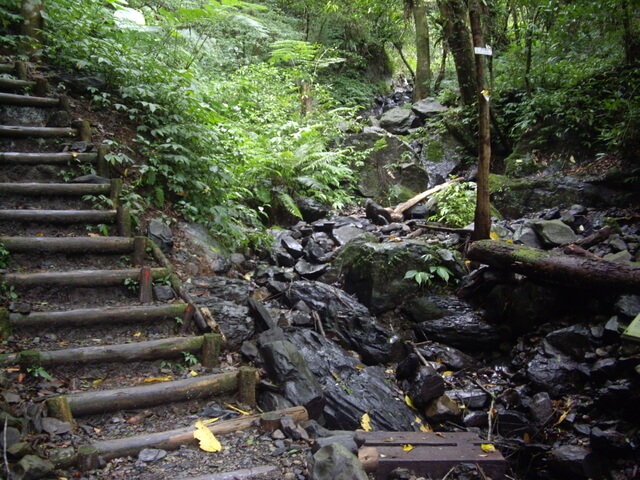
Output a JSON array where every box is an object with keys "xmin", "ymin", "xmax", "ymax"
[{"xmin": 359, "ymin": 431, "xmax": 506, "ymax": 479}]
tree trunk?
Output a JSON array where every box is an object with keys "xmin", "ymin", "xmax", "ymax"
[
  {"xmin": 412, "ymin": 0, "xmax": 432, "ymax": 100},
  {"xmin": 468, "ymin": 0, "xmax": 491, "ymax": 241},
  {"xmin": 467, "ymin": 240, "xmax": 640, "ymax": 292},
  {"xmin": 438, "ymin": 0, "xmax": 476, "ymax": 105},
  {"xmin": 622, "ymin": 0, "xmax": 640, "ymax": 65},
  {"xmin": 20, "ymin": 0, "xmax": 45, "ymax": 54},
  {"xmin": 433, "ymin": 40, "xmax": 448, "ymax": 93}
]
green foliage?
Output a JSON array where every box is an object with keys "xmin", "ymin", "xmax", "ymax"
[
  {"xmin": 429, "ymin": 182, "xmax": 476, "ymax": 228},
  {"xmin": 27, "ymin": 365, "xmax": 53, "ymax": 380},
  {"xmin": 182, "ymin": 351, "xmax": 198, "ymax": 366},
  {"xmin": 0, "ymin": 242, "xmax": 9, "ymax": 269},
  {"xmin": 124, "ymin": 277, "xmax": 139, "ymax": 293},
  {"xmin": 404, "ymin": 253, "xmax": 454, "ymax": 288}
]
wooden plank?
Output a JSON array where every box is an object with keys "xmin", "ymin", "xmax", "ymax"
[
  {"xmin": 0, "ymin": 92, "xmax": 59, "ymax": 107},
  {"xmin": 1, "ymin": 267, "xmax": 169, "ymax": 287},
  {"xmin": 9, "ymin": 303, "xmax": 188, "ymax": 327},
  {"xmin": 0, "ymin": 78, "xmax": 35, "ymax": 90},
  {"xmin": 63, "ymin": 371, "xmax": 240, "ymax": 416},
  {"xmin": 359, "ymin": 431, "xmax": 505, "ymax": 480},
  {"xmin": 0, "ymin": 183, "xmax": 111, "ymax": 196},
  {"xmin": 0, "ymin": 125, "xmax": 77, "ymax": 138},
  {"xmin": 0, "ymin": 152, "xmax": 98, "ymax": 165},
  {"xmin": 0, "ymin": 209, "xmax": 117, "ymax": 223},
  {"xmin": 0, "ymin": 236, "xmax": 134, "ymax": 254}
]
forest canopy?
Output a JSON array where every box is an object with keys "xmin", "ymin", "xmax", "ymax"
[{"xmin": 1, "ymin": 0, "xmax": 638, "ymax": 248}]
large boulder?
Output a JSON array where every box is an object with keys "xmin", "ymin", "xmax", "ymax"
[
  {"xmin": 379, "ymin": 107, "xmax": 420, "ymax": 134},
  {"xmin": 330, "ymin": 237, "xmax": 465, "ymax": 314}
]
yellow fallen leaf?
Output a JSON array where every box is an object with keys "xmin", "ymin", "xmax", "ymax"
[
  {"xmin": 355, "ymin": 364, "xmax": 365, "ymax": 370},
  {"xmin": 143, "ymin": 376, "xmax": 173, "ymax": 383},
  {"xmin": 92, "ymin": 379, "xmax": 103, "ymax": 388},
  {"xmin": 202, "ymin": 417, "xmax": 219, "ymax": 425},
  {"xmin": 419, "ymin": 423, "xmax": 432, "ymax": 433},
  {"xmin": 189, "ymin": 370, "xmax": 198, "ymax": 377},
  {"xmin": 133, "ymin": 332, "xmax": 142, "ymax": 337},
  {"xmin": 403, "ymin": 444, "xmax": 414, "ymax": 452},
  {"xmin": 442, "ymin": 371, "xmax": 453, "ymax": 377},
  {"xmin": 361, "ymin": 413, "xmax": 372, "ymax": 432},
  {"xmin": 481, "ymin": 443, "xmax": 496, "ymax": 453},
  {"xmin": 194, "ymin": 420, "xmax": 222, "ymax": 452},
  {"xmin": 490, "ymin": 231, "xmax": 499, "ymax": 240},
  {"xmin": 554, "ymin": 409, "xmax": 569, "ymax": 426},
  {"xmin": 405, "ymin": 395, "xmax": 416, "ymax": 410}
]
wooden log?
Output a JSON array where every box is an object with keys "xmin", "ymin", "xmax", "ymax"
[
  {"xmin": 46, "ymin": 396, "xmax": 74, "ymax": 425},
  {"xmin": 117, "ymin": 205, "xmax": 132, "ymax": 237},
  {"xmin": 0, "ymin": 183, "xmax": 110, "ymax": 196},
  {"xmin": 0, "ymin": 92, "xmax": 59, "ymax": 107},
  {"xmin": 132, "ymin": 237, "xmax": 146, "ymax": 266},
  {"xmin": 97, "ymin": 144, "xmax": 110, "ymax": 177},
  {"xmin": 8, "ymin": 336, "xmax": 206, "ymax": 367},
  {"xmin": 73, "ymin": 119, "xmax": 92, "ymax": 142},
  {"xmin": 0, "ymin": 236, "xmax": 135, "ymax": 254},
  {"xmin": 9, "ymin": 304, "xmax": 187, "ymax": 328},
  {"xmin": 359, "ymin": 446, "xmax": 379, "ymax": 473},
  {"xmin": 0, "ymin": 308, "xmax": 11, "ymax": 339},
  {"xmin": 467, "ymin": 240, "xmax": 640, "ymax": 292},
  {"xmin": 110, "ymin": 178, "xmax": 122, "ymax": 208},
  {"xmin": 0, "ymin": 78, "xmax": 35, "ymax": 90},
  {"xmin": 389, "ymin": 177, "xmax": 464, "ymax": 221},
  {"xmin": 0, "ymin": 125, "xmax": 76, "ymax": 138},
  {"xmin": 62, "ymin": 371, "xmax": 240, "ymax": 417},
  {"xmin": 1, "ymin": 267, "xmax": 169, "ymax": 288},
  {"xmin": 0, "ymin": 209, "xmax": 117, "ymax": 224},
  {"xmin": 0, "ymin": 64, "xmax": 14, "ymax": 74},
  {"xmin": 0, "ymin": 152, "xmax": 98, "ymax": 165},
  {"xmin": 88, "ymin": 406, "xmax": 309, "ymax": 462},
  {"xmin": 15, "ymin": 61, "xmax": 28, "ymax": 81},
  {"xmin": 77, "ymin": 446, "xmax": 100, "ymax": 472}
]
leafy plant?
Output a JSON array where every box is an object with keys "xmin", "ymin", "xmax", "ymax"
[
  {"xmin": 27, "ymin": 366, "xmax": 53, "ymax": 380},
  {"xmin": 0, "ymin": 242, "xmax": 10, "ymax": 269},
  {"xmin": 124, "ymin": 277, "xmax": 139, "ymax": 293},
  {"xmin": 182, "ymin": 351, "xmax": 198, "ymax": 366},
  {"xmin": 429, "ymin": 182, "xmax": 476, "ymax": 228},
  {"xmin": 404, "ymin": 253, "xmax": 454, "ymax": 288}
]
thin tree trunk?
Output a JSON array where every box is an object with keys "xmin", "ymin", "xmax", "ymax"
[
  {"xmin": 412, "ymin": 0, "xmax": 432, "ymax": 100},
  {"xmin": 438, "ymin": 0, "xmax": 476, "ymax": 105},
  {"xmin": 524, "ymin": 7, "xmax": 540, "ymax": 97},
  {"xmin": 469, "ymin": 0, "xmax": 491, "ymax": 241},
  {"xmin": 392, "ymin": 41, "xmax": 416, "ymax": 81},
  {"xmin": 433, "ymin": 40, "xmax": 448, "ymax": 93}
]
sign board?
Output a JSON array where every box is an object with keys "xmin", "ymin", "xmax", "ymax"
[{"xmin": 474, "ymin": 46, "xmax": 493, "ymax": 56}]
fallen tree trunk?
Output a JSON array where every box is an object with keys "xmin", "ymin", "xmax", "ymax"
[
  {"xmin": 388, "ymin": 177, "xmax": 463, "ymax": 221},
  {"xmin": 467, "ymin": 240, "xmax": 640, "ymax": 292}
]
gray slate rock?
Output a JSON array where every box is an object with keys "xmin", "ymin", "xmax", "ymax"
[
  {"xmin": 148, "ymin": 218, "xmax": 173, "ymax": 253},
  {"xmin": 532, "ymin": 219, "xmax": 577, "ymax": 247},
  {"xmin": 138, "ymin": 448, "xmax": 167, "ymax": 462},
  {"xmin": 14, "ymin": 454, "xmax": 55, "ymax": 480},
  {"xmin": 310, "ymin": 443, "xmax": 369, "ymax": 480},
  {"xmin": 411, "ymin": 98, "xmax": 447, "ymax": 118},
  {"xmin": 379, "ymin": 107, "xmax": 419, "ymax": 134}
]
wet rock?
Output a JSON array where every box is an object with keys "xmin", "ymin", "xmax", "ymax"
[
  {"xmin": 332, "ymin": 224, "xmax": 368, "ymax": 246},
  {"xmin": 407, "ymin": 366, "xmax": 445, "ymax": 409},
  {"xmin": 526, "ymin": 348, "xmax": 586, "ymax": 397},
  {"xmin": 545, "ymin": 324, "xmax": 592, "ymax": 359},
  {"xmin": 282, "ymin": 281, "xmax": 403, "ymax": 364},
  {"xmin": 616, "ymin": 294, "xmax": 640, "ymax": 318},
  {"xmin": 591, "ymin": 357, "xmax": 618, "ymax": 382},
  {"xmin": 313, "ymin": 434, "xmax": 359, "ymax": 454},
  {"xmin": 512, "ymin": 223, "xmax": 542, "ymax": 248},
  {"xmin": 195, "ymin": 301, "xmax": 254, "ymax": 350},
  {"xmin": 273, "ymin": 249, "xmax": 296, "ymax": 267},
  {"xmin": 310, "ymin": 443, "xmax": 368, "ymax": 480},
  {"xmin": 603, "ymin": 250, "xmax": 632, "ymax": 263},
  {"xmin": 424, "ymin": 395, "xmax": 460, "ymax": 423},
  {"xmin": 594, "ymin": 379, "xmax": 634, "ymax": 411},
  {"xmin": 281, "ymin": 415, "xmax": 310, "ymax": 441},
  {"xmin": 530, "ymin": 392, "xmax": 554, "ymax": 423},
  {"xmin": 179, "ymin": 222, "xmax": 231, "ymax": 273},
  {"xmin": 411, "ymin": 295, "xmax": 506, "ymax": 350},
  {"xmin": 365, "ymin": 198, "xmax": 392, "ymax": 225},
  {"xmin": 303, "ymin": 239, "xmax": 327, "ymax": 263},
  {"xmin": 395, "ymin": 353, "xmax": 421, "ymax": 381},
  {"xmin": 463, "ymin": 410, "xmax": 488, "ymax": 428},
  {"xmin": 188, "ymin": 277, "xmax": 252, "ymax": 304},
  {"xmin": 296, "ymin": 196, "xmax": 330, "ymax": 222},
  {"xmin": 295, "ymin": 259, "xmax": 328, "ymax": 279},
  {"xmin": 590, "ymin": 426, "xmax": 631, "ymax": 454},
  {"xmin": 248, "ymin": 298, "xmax": 276, "ymax": 331},
  {"xmin": 259, "ymin": 340, "xmax": 325, "ymax": 419},
  {"xmin": 152, "ymin": 285, "xmax": 175, "ymax": 302},
  {"xmin": 495, "ymin": 409, "xmax": 532, "ymax": 437},
  {"xmin": 281, "ymin": 234, "xmax": 304, "ymax": 259},
  {"xmin": 379, "ymin": 107, "xmax": 419, "ymax": 135},
  {"xmin": 547, "ymin": 445, "xmax": 595, "ymax": 479},
  {"xmin": 417, "ymin": 342, "xmax": 481, "ymax": 371},
  {"xmin": 41, "ymin": 417, "xmax": 72, "ymax": 435},
  {"xmin": 532, "ymin": 219, "xmax": 577, "ymax": 247},
  {"xmin": 13, "ymin": 454, "xmax": 55, "ymax": 480},
  {"xmin": 148, "ymin": 218, "xmax": 173, "ymax": 253},
  {"xmin": 448, "ymin": 389, "xmax": 489, "ymax": 409},
  {"xmin": 0, "ymin": 426, "xmax": 20, "ymax": 449},
  {"xmin": 289, "ymin": 329, "xmax": 417, "ymax": 431}
]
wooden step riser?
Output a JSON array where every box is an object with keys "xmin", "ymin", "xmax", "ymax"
[
  {"xmin": 0, "ymin": 236, "xmax": 136, "ymax": 254},
  {"xmin": 0, "ymin": 183, "xmax": 111, "ymax": 196},
  {"xmin": 0, "ymin": 152, "xmax": 98, "ymax": 165},
  {"xmin": 0, "ymin": 78, "xmax": 36, "ymax": 90},
  {"xmin": 1, "ymin": 267, "xmax": 170, "ymax": 288},
  {"xmin": 0, "ymin": 125, "xmax": 77, "ymax": 138},
  {"xmin": 9, "ymin": 304, "xmax": 188, "ymax": 328},
  {"xmin": 0, "ymin": 209, "xmax": 117, "ymax": 224},
  {"xmin": 1, "ymin": 335, "xmax": 207, "ymax": 367},
  {"xmin": 0, "ymin": 92, "xmax": 60, "ymax": 108}
]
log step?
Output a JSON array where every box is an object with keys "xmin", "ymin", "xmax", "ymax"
[
  {"xmin": 0, "ymin": 77, "xmax": 35, "ymax": 90},
  {"xmin": 1, "ymin": 335, "xmax": 206, "ymax": 367},
  {"xmin": 0, "ymin": 125, "xmax": 77, "ymax": 138},
  {"xmin": 53, "ymin": 370, "xmax": 241, "ymax": 417},
  {"xmin": 0, "ymin": 64, "xmax": 14, "ymax": 74},
  {"xmin": 0, "ymin": 183, "xmax": 111, "ymax": 196},
  {"xmin": 0, "ymin": 152, "xmax": 98, "ymax": 165},
  {"xmin": 1, "ymin": 267, "xmax": 170, "ymax": 287},
  {"xmin": 0, "ymin": 236, "xmax": 135, "ymax": 254},
  {"xmin": 9, "ymin": 303, "xmax": 188, "ymax": 327},
  {"xmin": 0, "ymin": 209, "xmax": 116, "ymax": 224},
  {"xmin": 0, "ymin": 92, "xmax": 60, "ymax": 107}
]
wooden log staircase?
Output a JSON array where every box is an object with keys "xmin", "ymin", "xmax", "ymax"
[{"xmin": 0, "ymin": 60, "xmax": 265, "ymax": 472}]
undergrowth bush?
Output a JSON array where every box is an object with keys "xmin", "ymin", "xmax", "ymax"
[{"xmin": 429, "ymin": 182, "xmax": 476, "ymax": 228}]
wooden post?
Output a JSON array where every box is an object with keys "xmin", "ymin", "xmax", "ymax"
[
  {"xmin": 139, "ymin": 266, "xmax": 153, "ymax": 303},
  {"xmin": 34, "ymin": 77, "xmax": 48, "ymax": 97},
  {"xmin": 58, "ymin": 95, "xmax": 71, "ymax": 112},
  {"xmin": 117, "ymin": 206, "xmax": 132, "ymax": 237},
  {"xmin": 14, "ymin": 61, "xmax": 28, "ymax": 81},
  {"xmin": 469, "ymin": 0, "xmax": 492, "ymax": 241},
  {"xmin": 201, "ymin": 333, "xmax": 221, "ymax": 368},
  {"xmin": 97, "ymin": 144, "xmax": 110, "ymax": 178},
  {"xmin": 110, "ymin": 178, "xmax": 122, "ymax": 208},
  {"xmin": 46, "ymin": 396, "xmax": 74, "ymax": 424},
  {"xmin": 74, "ymin": 119, "xmax": 92, "ymax": 142},
  {"xmin": 77, "ymin": 446, "xmax": 100, "ymax": 472},
  {"xmin": 179, "ymin": 303, "xmax": 195, "ymax": 334},
  {"xmin": 238, "ymin": 366, "xmax": 257, "ymax": 407},
  {"xmin": 132, "ymin": 236, "xmax": 146, "ymax": 266},
  {"xmin": 0, "ymin": 308, "xmax": 11, "ymax": 339}
]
